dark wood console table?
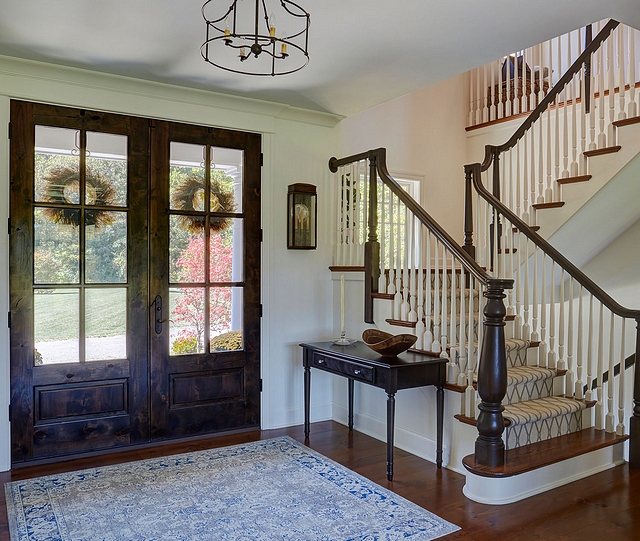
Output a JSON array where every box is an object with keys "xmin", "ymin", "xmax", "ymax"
[{"xmin": 300, "ymin": 340, "xmax": 446, "ymax": 480}]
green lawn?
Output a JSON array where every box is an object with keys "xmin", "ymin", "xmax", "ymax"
[{"xmin": 35, "ymin": 288, "xmax": 127, "ymax": 341}]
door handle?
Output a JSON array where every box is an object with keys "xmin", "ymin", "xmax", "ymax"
[{"xmin": 154, "ymin": 295, "xmax": 165, "ymax": 334}]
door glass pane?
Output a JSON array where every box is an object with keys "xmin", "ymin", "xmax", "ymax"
[
  {"xmin": 170, "ymin": 216, "xmax": 204, "ymax": 283},
  {"xmin": 170, "ymin": 142, "xmax": 206, "ymax": 212},
  {"xmin": 170, "ymin": 287, "xmax": 205, "ymax": 355},
  {"xmin": 34, "ymin": 289, "xmax": 79, "ymax": 364},
  {"xmin": 211, "ymin": 147, "xmax": 243, "ymax": 213},
  {"xmin": 86, "ymin": 211, "xmax": 127, "ymax": 283},
  {"xmin": 86, "ymin": 288, "xmax": 127, "ymax": 361},
  {"xmin": 34, "ymin": 126, "xmax": 80, "ymax": 203},
  {"xmin": 210, "ymin": 218, "xmax": 243, "ymax": 282},
  {"xmin": 34, "ymin": 208, "xmax": 79, "ymax": 284},
  {"xmin": 210, "ymin": 287, "xmax": 243, "ymax": 352},
  {"xmin": 86, "ymin": 132, "xmax": 128, "ymax": 207}
]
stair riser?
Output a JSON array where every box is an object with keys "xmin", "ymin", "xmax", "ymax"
[{"xmin": 505, "ymin": 410, "xmax": 583, "ymax": 449}]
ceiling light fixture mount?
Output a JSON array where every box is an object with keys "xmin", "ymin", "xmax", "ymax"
[{"xmin": 201, "ymin": 0, "xmax": 310, "ymax": 77}]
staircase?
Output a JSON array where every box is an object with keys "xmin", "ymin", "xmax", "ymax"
[{"xmin": 326, "ymin": 19, "xmax": 640, "ymax": 504}]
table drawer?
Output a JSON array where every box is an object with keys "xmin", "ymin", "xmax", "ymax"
[{"xmin": 312, "ymin": 353, "xmax": 374, "ymax": 382}]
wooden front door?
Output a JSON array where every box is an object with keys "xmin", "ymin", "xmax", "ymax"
[{"xmin": 9, "ymin": 102, "xmax": 261, "ymax": 463}]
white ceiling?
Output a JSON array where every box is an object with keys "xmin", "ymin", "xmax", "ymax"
[{"xmin": 0, "ymin": 0, "xmax": 638, "ymax": 117}]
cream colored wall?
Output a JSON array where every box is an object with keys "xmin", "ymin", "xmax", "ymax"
[
  {"xmin": 0, "ymin": 55, "xmax": 342, "ymax": 471},
  {"xmin": 335, "ymin": 73, "xmax": 471, "ymax": 470},
  {"xmin": 341, "ymin": 73, "xmax": 470, "ymax": 241}
]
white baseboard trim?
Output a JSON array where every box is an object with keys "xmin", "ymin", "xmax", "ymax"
[
  {"xmin": 332, "ymin": 403, "xmax": 442, "ymax": 465},
  {"xmin": 265, "ymin": 402, "xmax": 332, "ymax": 431},
  {"xmin": 463, "ymin": 443, "xmax": 626, "ymax": 504}
]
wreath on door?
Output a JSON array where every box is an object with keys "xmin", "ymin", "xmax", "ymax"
[
  {"xmin": 171, "ymin": 175, "xmax": 236, "ymax": 234},
  {"xmin": 41, "ymin": 166, "xmax": 116, "ymax": 227}
]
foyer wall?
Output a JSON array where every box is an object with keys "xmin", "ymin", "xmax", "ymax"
[
  {"xmin": 335, "ymin": 73, "xmax": 471, "ymax": 469},
  {"xmin": 0, "ymin": 55, "xmax": 342, "ymax": 471}
]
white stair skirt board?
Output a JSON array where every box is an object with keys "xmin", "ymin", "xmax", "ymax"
[{"xmin": 462, "ymin": 442, "xmax": 626, "ymax": 505}]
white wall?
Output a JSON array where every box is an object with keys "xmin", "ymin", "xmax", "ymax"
[
  {"xmin": 334, "ymin": 73, "xmax": 471, "ymax": 469},
  {"xmin": 341, "ymin": 73, "xmax": 470, "ymax": 241},
  {"xmin": 0, "ymin": 55, "xmax": 342, "ymax": 471}
]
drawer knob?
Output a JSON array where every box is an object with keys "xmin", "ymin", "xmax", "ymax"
[
  {"xmin": 317, "ymin": 359, "xmax": 325, "ymax": 364},
  {"xmin": 354, "ymin": 369, "xmax": 361, "ymax": 375}
]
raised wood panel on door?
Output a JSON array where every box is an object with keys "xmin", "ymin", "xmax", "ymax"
[
  {"xmin": 9, "ymin": 101, "xmax": 150, "ymax": 461},
  {"xmin": 149, "ymin": 120, "xmax": 261, "ymax": 440}
]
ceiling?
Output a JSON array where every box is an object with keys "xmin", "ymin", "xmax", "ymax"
[{"xmin": 0, "ymin": 0, "xmax": 638, "ymax": 117}]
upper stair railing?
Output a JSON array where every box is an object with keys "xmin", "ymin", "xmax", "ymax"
[
  {"xmin": 330, "ymin": 148, "xmax": 513, "ymax": 468},
  {"xmin": 465, "ymin": 18, "xmax": 640, "ymax": 467},
  {"xmin": 469, "ymin": 20, "xmax": 640, "ymax": 230}
]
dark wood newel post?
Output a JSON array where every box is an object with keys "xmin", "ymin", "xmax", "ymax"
[
  {"xmin": 462, "ymin": 165, "xmax": 475, "ymax": 259},
  {"xmin": 475, "ymin": 278, "xmax": 513, "ymax": 467},
  {"xmin": 629, "ymin": 318, "xmax": 640, "ymax": 468},
  {"xmin": 363, "ymin": 152, "xmax": 380, "ymax": 324}
]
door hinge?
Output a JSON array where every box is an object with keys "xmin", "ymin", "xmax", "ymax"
[
  {"xmin": 7, "ymin": 217, "xmax": 10, "ymax": 234},
  {"xmin": 7, "ymin": 312, "xmax": 10, "ymax": 329},
  {"xmin": 8, "ymin": 404, "xmax": 11, "ymax": 423},
  {"xmin": 259, "ymin": 379, "xmax": 263, "ymax": 392},
  {"xmin": 259, "ymin": 304, "xmax": 263, "ymax": 317},
  {"xmin": 8, "ymin": 122, "xmax": 11, "ymax": 140},
  {"xmin": 149, "ymin": 119, "xmax": 156, "ymax": 128},
  {"xmin": 260, "ymin": 229, "xmax": 263, "ymax": 242},
  {"xmin": 260, "ymin": 153, "xmax": 264, "ymax": 166}
]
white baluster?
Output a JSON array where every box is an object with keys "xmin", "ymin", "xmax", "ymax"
[
  {"xmin": 628, "ymin": 28, "xmax": 637, "ymax": 118},
  {"xmin": 607, "ymin": 31, "xmax": 616, "ymax": 145},
  {"xmin": 394, "ymin": 197, "xmax": 402, "ymax": 319},
  {"xmin": 424, "ymin": 231, "xmax": 433, "ymax": 351},
  {"xmin": 514, "ymin": 229, "xmax": 522, "ymax": 340},
  {"xmin": 505, "ymin": 55, "xmax": 512, "ymax": 118},
  {"xmin": 415, "ymin": 223, "xmax": 425, "ymax": 350},
  {"xmin": 360, "ymin": 160, "xmax": 368, "ymax": 266},
  {"xmin": 570, "ymin": 72, "xmax": 579, "ymax": 177},
  {"xmin": 483, "ymin": 63, "xmax": 489, "ymax": 123},
  {"xmin": 522, "ymin": 131, "xmax": 530, "ymax": 224},
  {"xmin": 616, "ymin": 319, "xmax": 626, "ymax": 436},
  {"xmin": 469, "ymin": 68, "xmax": 475, "ymax": 126},
  {"xmin": 387, "ymin": 185, "xmax": 396, "ymax": 296},
  {"xmin": 565, "ymin": 276, "xmax": 575, "ymax": 394},
  {"xmin": 432, "ymin": 240, "xmax": 441, "ymax": 353},
  {"xmin": 539, "ymin": 253, "xmax": 548, "ymax": 366},
  {"xmin": 537, "ymin": 104, "xmax": 544, "ymax": 203},
  {"xmin": 594, "ymin": 302, "xmax": 604, "ymax": 429},
  {"xmin": 334, "ymin": 165, "xmax": 341, "ymax": 265},
  {"xmin": 378, "ymin": 183, "xmax": 387, "ymax": 293},
  {"xmin": 597, "ymin": 37, "xmax": 607, "ymax": 147},
  {"xmin": 522, "ymin": 238, "xmax": 531, "ymax": 340},
  {"xmin": 447, "ymin": 253, "xmax": 458, "ymax": 383},
  {"xmin": 548, "ymin": 261, "xmax": 556, "ymax": 369},
  {"xmin": 545, "ymin": 105, "xmax": 553, "ymax": 202},
  {"xmin": 585, "ymin": 293, "xmax": 594, "ymax": 402},
  {"xmin": 490, "ymin": 59, "xmax": 496, "ymax": 121},
  {"xmin": 440, "ymin": 247, "xmax": 449, "ymax": 357},
  {"xmin": 562, "ymin": 80, "xmax": 570, "ymax": 178},
  {"xmin": 497, "ymin": 58, "xmax": 504, "ymax": 119},
  {"xmin": 516, "ymin": 138, "xmax": 522, "ymax": 220},
  {"xmin": 588, "ymin": 48, "xmax": 597, "ymax": 151},
  {"xmin": 605, "ymin": 311, "xmax": 615, "ymax": 433},
  {"xmin": 407, "ymin": 208, "xmax": 417, "ymax": 323},
  {"xmin": 580, "ymin": 55, "xmax": 588, "ymax": 176},
  {"xmin": 351, "ymin": 161, "xmax": 360, "ymax": 266},
  {"xmin": 458, "ymin": 258, "xmax": 467, "ymax": 386},
  {"xmin": 575, "ymin": 284, "xmax": 584, "ymax": 400},
  {"xmin": 476, "ymin": 67, "xmax": 482, "ymax": 125},
  {"xmin": 531, "ymin": 247, "xmax": 540, "ymax": 343},
  {"xmin": 618, "ymin": 26, "xmax": 627, "ymax": 121},
  {"xmin": 401, "ymin": 204, "xmax": 410, "ymax": 321}
]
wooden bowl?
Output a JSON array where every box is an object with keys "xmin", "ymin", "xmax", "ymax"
[{"xmin": 362, "ymin": 329, "xmax": 417, "ymax": 357}]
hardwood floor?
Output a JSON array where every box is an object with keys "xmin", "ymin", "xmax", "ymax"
[{"xmin": 2, "ymin": 420, "xmax": 640, "ymax": 540}]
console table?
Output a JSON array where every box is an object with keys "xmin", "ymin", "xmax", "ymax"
[{"xmin": 300, "ymin": 340, "xmax": 446, "ymax": 481}]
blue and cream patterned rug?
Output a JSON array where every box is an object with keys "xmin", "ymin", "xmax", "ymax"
[{"xmin": 4, "ymin": 436, "xmax": 459, "ymax": 540}]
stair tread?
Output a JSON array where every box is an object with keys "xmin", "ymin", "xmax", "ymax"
[
  {"xmin": 503, "ymin": 396, "xmax": 586, "ymax": 425},
  {"xmin": 584, "ymin": 145, "xmax": 622, "ymax": 158},
  {"xmin": 462, "ymin": 428, "xmax": 629, "ymax": 478},
  {"xmin": 557, "ymin": 174, "xmax": 592, "ymax": 185},
  {"xmin": 613, "ymin": 115, "xmax": 640, "ymax": 128},
  {"xmin": 504, "ymin": 365, "xmax": 557, "ymax": 384},
  {"xmin": 532, "ymin": 201, "xmax": 565, "ymax": 210}
]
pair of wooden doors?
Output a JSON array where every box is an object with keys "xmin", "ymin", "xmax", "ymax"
[{"xmin": 9, "ymin": 101, "xmax": 261, "ymax": 463}]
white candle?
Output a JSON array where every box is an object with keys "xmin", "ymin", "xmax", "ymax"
[{"xmin": 340, "ymin": 274, "xmax": 345, "ymax": 334}]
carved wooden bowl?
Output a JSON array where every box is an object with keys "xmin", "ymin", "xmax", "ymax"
[{"xmin": 362, "ymin": 329, "xmax": 417, "ymax": 357}]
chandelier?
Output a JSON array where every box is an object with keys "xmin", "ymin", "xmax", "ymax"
[{"xmin": 201, "ymin": 0, "xmax": 310, "ymax": 76}]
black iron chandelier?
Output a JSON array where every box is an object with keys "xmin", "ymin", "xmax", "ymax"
[{"xmin": 201, "ymin": 0, "xmax": 310, "ymax": 76}]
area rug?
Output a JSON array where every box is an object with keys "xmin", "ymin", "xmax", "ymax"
[{"xmin": 4, "ymin": 436, "xmax": 460, "ymax": 541}]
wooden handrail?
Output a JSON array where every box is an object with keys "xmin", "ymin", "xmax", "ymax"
[
  {"xmin": 480, "ymin": 19, "xmax": 619, "ymax": 171},
  {"xmin": 469, "ymin": 163, "xmax": 640, "ymax": 320},
  {"xmin": 331, "ymin": 148, "xmax": 498, "ymax": 287}
]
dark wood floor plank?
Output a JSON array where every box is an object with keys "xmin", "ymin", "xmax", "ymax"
[{"xmin": 2, "ymin": 421, "xmax": 640, "ymax": 541}]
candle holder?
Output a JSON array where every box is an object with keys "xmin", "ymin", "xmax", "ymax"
[{"xmin": 333, "ymin": 274, "xmax": 356, "ymax": 345}]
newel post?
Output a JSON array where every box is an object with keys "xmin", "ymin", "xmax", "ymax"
[
  {"xmin": 363, "ymin": 152, "xmax": 380, "ymax": 324},
  {"xmin": 462, "ymin": 165, "xmax": 475, "ymax": 259},
  {"xmin": 629, "ymin": 318, "xmax": 640, "ymax": 468},
  {"xmin": 475, "ymin": 278, "xmax": 513, "ymax": 467}
]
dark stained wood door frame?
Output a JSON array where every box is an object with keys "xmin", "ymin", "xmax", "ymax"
[{"xmin": 9, "ymin": 102, "xmax": 261, "ymax": 464}]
